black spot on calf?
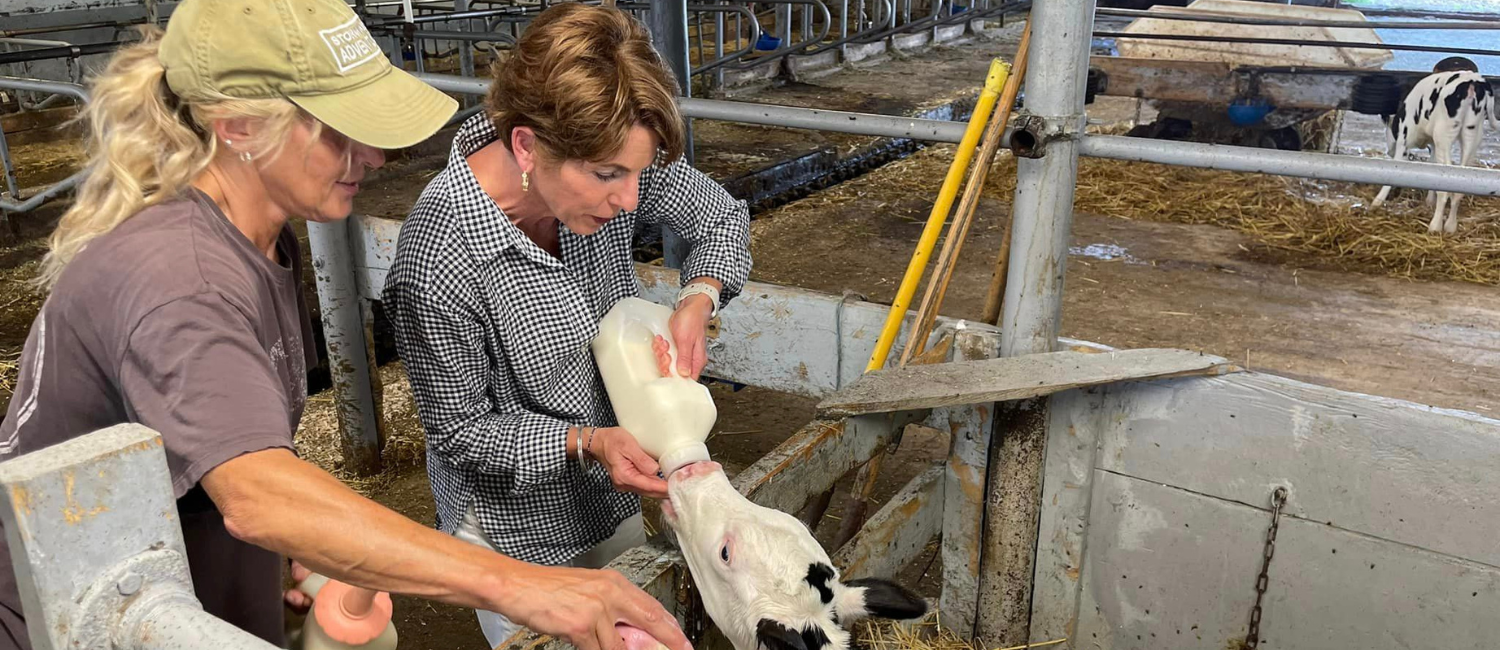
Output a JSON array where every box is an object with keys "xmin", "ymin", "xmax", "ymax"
[
  {"xmin": 1445, "ymin": 81, "xmax": 1475, "ymax": 119},
  {"xmin": 805, "ymin": 563, "xmax": 836, "ymax": 604},
  {"xmin": 845, "ymin": 578, "xmax": 928, "ymax": 620},
  {"xmin": 756, "ymin": 619, "xmax": 829, "ymax": 650},
  {"xmin": 757, "ymin": 620, "xmax": 809, "ymax": 650}
]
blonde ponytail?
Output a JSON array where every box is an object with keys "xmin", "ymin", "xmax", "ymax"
[{"xmin": 37, "ymin": 26, "xmax": 304, "ymax": 289}]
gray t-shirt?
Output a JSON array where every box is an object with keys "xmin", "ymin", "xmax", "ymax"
[{"xmin": 0, "ymin": 188, "xmax": 315, "ymax": 649}]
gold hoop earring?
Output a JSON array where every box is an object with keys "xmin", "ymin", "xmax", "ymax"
[{"xmin": 521, "ymin": 170, "xmax": 530, "ymax": 193}]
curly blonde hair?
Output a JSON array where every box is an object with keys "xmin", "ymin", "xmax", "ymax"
[{"xmin": 38, "ymin": 26, "xmax": 309, "ymax": 289}]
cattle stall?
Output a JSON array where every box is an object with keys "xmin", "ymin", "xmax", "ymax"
[{"xmin": 3, "ymin": 0, "xmax": 1500, "ymax": 648}]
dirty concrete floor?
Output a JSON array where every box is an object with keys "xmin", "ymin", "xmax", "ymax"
[{"xmin": 749, "ymin": 146, "xmax": 1500, "ymax": 416}]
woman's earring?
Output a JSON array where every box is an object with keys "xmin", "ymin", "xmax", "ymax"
[
  {"xmin": 521, "ymin": 170, "xmax": 530, "ymax": 193},
  {"xmin": 225, "ymin": 139, "xmax": 253, "ymax": 163}
]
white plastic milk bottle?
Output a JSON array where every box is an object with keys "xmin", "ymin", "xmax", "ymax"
[{"xmin": 592, "ymin": 296, "xmax": 718, "ymax": 476}]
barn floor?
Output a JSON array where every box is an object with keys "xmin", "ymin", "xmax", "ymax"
[{"xmin": 2, "ymin": 18, "xmax": 1500, "ymax": 650}]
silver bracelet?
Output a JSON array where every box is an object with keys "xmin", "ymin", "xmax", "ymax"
[{"xmin": 583, "ymin": 426, "xmax": 598, "ymax": 460}]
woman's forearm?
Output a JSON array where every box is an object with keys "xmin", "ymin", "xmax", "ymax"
[
  {"xmin": 201, "ymin": 448, "xmax": 519, "ymax": 611},
  {"xmin": 201, "ymin": 447, "xmax": 692, "ymax": 650}
]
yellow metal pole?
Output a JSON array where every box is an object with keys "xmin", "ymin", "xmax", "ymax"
[{"xmin": 865, "ymin": 58, "xmax": 1011, "ymax": 373}]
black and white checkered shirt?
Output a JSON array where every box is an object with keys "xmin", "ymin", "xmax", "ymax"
[{"xmin": 381, "ymin": 113, "xmax": 751, "ymax": 564}]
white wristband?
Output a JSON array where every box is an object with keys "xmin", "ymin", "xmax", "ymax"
[{"xmin": 677, "ymin": 282, "xmax": 721, "ymax": 318}]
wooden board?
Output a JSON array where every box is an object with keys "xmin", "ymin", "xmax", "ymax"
[
  {"xmin": 817, "ymin": 348, "xmax": 1237, "ymax": 418},
  {"xmin": 937, "ymin": 331, "xmax": 1001, "ymax": 637},
  {"xmin": 731, "ymin": 414, "xmax": 919, "ymax": 515},
  {"xmin": 831, "ymin": 464, "xmax": 945, "ymax": 581}
]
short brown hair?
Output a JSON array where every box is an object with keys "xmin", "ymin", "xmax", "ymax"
[{"xmin": 487, "ymin": 2, "xmax": 686, "ymax": 164}]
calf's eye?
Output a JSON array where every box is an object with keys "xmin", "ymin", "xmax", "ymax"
[{"xmin": 720, "ymin": 545, "xmax": 730, "ymax": 563}]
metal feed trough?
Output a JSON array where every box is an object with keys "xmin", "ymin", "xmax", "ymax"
[{"xmin": 4, "ymin": 0, "xmax": 1500, "ymax": 648}]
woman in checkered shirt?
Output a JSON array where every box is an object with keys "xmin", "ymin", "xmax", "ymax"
[{"xmin": 382, "ymin": 3, "xmax": 752, "ymax": 646}]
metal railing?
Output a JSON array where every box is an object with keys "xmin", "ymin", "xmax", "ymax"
[
  {"xmin": 0, "ymin": 76, "xmax": 89, "ymax": 215},
  {"xmin": 0, "ymin": 424, "xmax": 282, "ymax": 650}
]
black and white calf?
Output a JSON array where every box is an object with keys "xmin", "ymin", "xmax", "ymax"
[
  {"xmin": 1371, "ymin": 70, "xmax": 1497, "ymax": 233},
  {"xmin": 662, "ymin": 461, "xmax": 927, "ymax": 650}
]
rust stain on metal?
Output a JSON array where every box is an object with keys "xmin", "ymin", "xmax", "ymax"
[
  {"xmin": 746, "ymin": 331, "xmax": 762, "ymax": 340},
  {"xmin": 9, "ymin": 486, "xmax": 31, "ymax": 517},
  {"xmin": 771, "ymin": 299, "xmax": 792, "ymax": 321},
  {"xmin": 61, "ymin": 471, "xmax": 107, "ymax": 525},
  {"xmin": 1065, "ymin": 565, "xmax": 1080, "ymax": 581}
]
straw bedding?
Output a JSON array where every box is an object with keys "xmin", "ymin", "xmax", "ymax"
[
  {"xmin": 770, "ymin": 138, "xmax": 1500, "ymax": 286},
  {"xmin": 853, "ymin": 615, "xmax": 1068, "ymax": 650},
  {"xmin": 294, "ymin": 362, "xmax": 428, "ymax": 494}
]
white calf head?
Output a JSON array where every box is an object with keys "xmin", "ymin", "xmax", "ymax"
[{"xmin": 662, "ymin": 462, "xmax": 926, "ymax": 650}]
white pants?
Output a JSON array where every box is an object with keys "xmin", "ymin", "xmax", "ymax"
[{"xmin": 453, "ymin": 506, "xmax": 647, "ymax": 648}]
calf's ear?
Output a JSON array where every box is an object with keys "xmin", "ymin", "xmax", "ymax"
[
  {"xmin": 757, "ymin": 619, "xmax": 810, "ymax": 650},
  {"xmin": 833, "ymin": 578, "xmax": 927, "ymax": 622}
]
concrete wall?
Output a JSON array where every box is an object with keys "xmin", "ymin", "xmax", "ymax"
[{"xmin": 1033, "ymin": 372, "xmax": 1500, "ymax": 648}]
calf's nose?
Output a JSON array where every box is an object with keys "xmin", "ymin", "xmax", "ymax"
[{"xmin": 673, "ymin": 461, "xmax": 722, "ymax": 480}]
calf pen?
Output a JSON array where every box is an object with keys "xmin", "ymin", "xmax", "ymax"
[
  {"xmin": 4, "ymin": 266, "xmax": 1496, "ymax": 650},
  {"xmin": 4, "ymin": 0, "xmax": 1500, "ymax": 645}
]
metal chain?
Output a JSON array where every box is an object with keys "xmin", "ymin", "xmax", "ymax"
[{"xmin": 1246, "ymin": 486, "xmax": 1288, "ymax": 649}]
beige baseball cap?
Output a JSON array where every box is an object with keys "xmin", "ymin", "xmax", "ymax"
[{"xmin": 160, "ymin": 0, "xmax": 458, "ymax": 150}]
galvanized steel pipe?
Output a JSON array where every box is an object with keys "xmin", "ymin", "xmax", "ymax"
[
  {"xmin": 1079, "ymin": 135, "xmax": 1500, "ymax": 196},
  {"xmin": 0, "ymin": 75, "xmax": 90, "ymax": 102},
  {"xmin": 1096, "ymin": 8, "xmax": 1500, "ymax": 29},
  {"xmin": 680, "ymin": 97, "xmax": 975, "ymax": 143},
  {"xmin": 414, "ymin": 72, "xmax": 1500, "ymax": 197}
]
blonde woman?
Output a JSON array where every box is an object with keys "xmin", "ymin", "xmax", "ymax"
[
  {"xmin": 0, "ymin": 1, "xmax": 691, "ymax": 650},
  {"xmin": 383, "ymin": 4, "xmax": 752, "ymax": 645}
]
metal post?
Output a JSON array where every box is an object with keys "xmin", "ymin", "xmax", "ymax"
[
  {"xmin": 0, "ymin": 118, "xmax": 20, "ymax": 202},
  {"xmin": 714, "ymin": 2, "xmax": 725, "ymax": 90},
  {"xmin": 648, "ymin": 0, "xmax": 695, "ymax": 269},
  {"xmin": 456, "ymin": 0, "xmax": 476, "ymax": 108},
  {"xmin": 307, "ymin": 219, "xmax": 385, "ymax": 476},
  {"xmin": 0, "ymin": 424, "xmax": 281, "ymax": 650},
  {"xmin": 977, "ymin": 0, "xmax": 1095, "ymax": 643}
]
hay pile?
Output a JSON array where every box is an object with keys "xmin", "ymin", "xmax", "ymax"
[
  {"xmin": 769, "ymin": 140, "xmax": 1500, "ymax": 286},
  {"xmin": 1053, "ymin": 158, "xmax": 1500, "ymax": 286},
  {"xmin": 854, "ymin": 616, "xmax": 1066, "ymax": 650},
  {"xmin": 0, "ymin": 350, "xmax": 18, "ymax": 397},
  {"xmin": 294, "ymin": 362, "xmax": 428, "ymax": 495}
]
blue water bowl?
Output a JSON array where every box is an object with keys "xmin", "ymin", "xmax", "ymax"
[
  {"xmin": 952, "ymin": 4, "xmax": 968, "ymax": 13},
  {"xmin": 1227, "ymin": 98, "xmax": 1273, "ymax": 126},
  {"xmin": 755, "ymin": 33, "xmax": 782, "ymax": 51}
]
